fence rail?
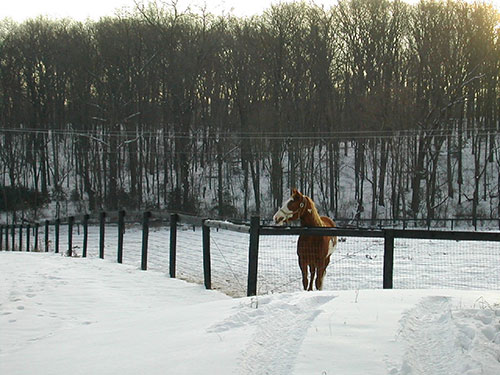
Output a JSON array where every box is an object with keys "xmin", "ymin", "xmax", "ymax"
[{"xmin": 2, "ymin": 213, "xmax": 500, "ymax": 297}]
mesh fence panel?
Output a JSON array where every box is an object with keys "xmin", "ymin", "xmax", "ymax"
[
  {"xmin": 258, "ymin": 235, "xmax": 385, "ymax": 293},
  {"xmin": 145, "ymin": 222, "xmax": 170, "ymax": 274},
  {"xmin": 175, "ymin": 224, "xmax": 204, "ymax": 285},
  {"xmin": 394, "ymin": 238, "xmax": 500, "ymax": 289},
  {"xmin": 209, "ymin": 228, "xmax": 249, "ymax": 297},
  {"xmin": 117, "ymin": 223, "xmax": 143, "ymax": 268},
  {"xmin": 329, "ymin": 236, "xmax": 385, "ymax": 290},
  {"xmin": 85, "ymin": 223, "xmax": 101, "ymax": 258}
]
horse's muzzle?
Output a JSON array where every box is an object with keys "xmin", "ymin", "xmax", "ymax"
[
  {"xmin": 273, "ymin": 214, "xmax": 289, "ymax": 226},
  {"xmin": 273, "ymin": 213, "xmax": 285, "ymax": 225}
]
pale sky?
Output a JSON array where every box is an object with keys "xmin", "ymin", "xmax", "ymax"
[
  {"xmin": 1, "ymin": 0, "xmax": 499, "ymax": 22},
  {"xmin": 0, "ymin": 0, "xmax": 326, "ymax": 21}
]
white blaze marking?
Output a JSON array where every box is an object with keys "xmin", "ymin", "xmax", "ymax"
[{"xmin": 273, "ymin": 198, "xmax": 294, "ymax": 224}]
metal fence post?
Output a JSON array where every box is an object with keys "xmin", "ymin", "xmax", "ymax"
[
  {"xmin": 55, "ymin": 218, "xmax": 60, "ymax": 254},
  {"xmin": 0, "ymin": 225, "xmax": 3, "ymax": 251},
  {"xmin": 247, "ymin": 216, "xmax": 260, "ymax": 297},
  {"xmin": 141, "ymin": 211, "xmax": 151, "ymax": 271},
  {"xmin": 169, "ymin": 213, "xmax": 178, "ymax": 278},
  {"xmin": 45, "ymin": 220, "xmax": 49, "ymax": 252},
  {"xmin": 117, "ymin": 210, "xmax": 125, "ymax": 264},
  {"xmin": 82, "ymin": 214, "xmax": 89, "ymax": 258},
  {"xmin": 68, "ymin": 216, "xmax": 74, "ymax": 256},
  {"xmin": 99, "ymin": 212, "xmax": 106, "ymax": 259},
  {"xmin": 383, "ymin": 229, "xmax": 395, "ymax": 289},
  {"xmin": 202, "ymin": 220, "xmax": 211, "ymax": 290}
]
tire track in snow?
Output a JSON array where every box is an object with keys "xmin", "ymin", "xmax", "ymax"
[
  {"xmin": 208, "ymin": 293, "xmax": 334, "ymax": 375},
  {"xmin": 395, "ymin": 296, "xmax": 500, "ymax": 375}
]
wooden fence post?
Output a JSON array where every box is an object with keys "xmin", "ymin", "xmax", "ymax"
[
  {"xmin": 26, "ymin": 224, "xmax": 30, "ymax": 252},
  {"xmin": 11, "ymin": 224, "xmax": 15, "ymax": 251},
  {"xmin": 383, "ymin": 229, "xmax": 395, "ymax": 289},
  {"xmin": 55, "ymin": 218, "xmax": 60, "ymax": 254},
  {"xmin": 117, "ymin": 210, "xmax": 125, "ymax": 264},
  {"xmin": 18, "ymin": 225, "xmax": 23, "ymax": 252},
  {"xmin": 45, "ymin": 220, "xmax": 49, "ymax": 252},
  {"xmin": 99, "ymin": 212, "xmax": 106, "ymax": 259},
  {"xmin": 141, "ymin": 211, "xmax": 151, "ymax": 271},
  {"xmin": 6, "ymin": 225, "xmax": 9, "ymax": 251},
  {"xmin": 34, "ymin": 223, "xmax": 39, "ymax": 251},
  {"xmin": 169, "ymin": 213, "xmax": 178, "ymax": 278},
  {"xmin": 82, "ymin": 214, "xmax": 89, "ymax": 258},
  {"xmin": 68, "ymin": 216, "xmax": 74, "ymax": 256},
  {"xmin": 202, "ymin": 220, "xmax": 211, "ymax": 290},
  {"xmin": 247, "ymin": 216, "xmax": 260, "ymax": 297}
]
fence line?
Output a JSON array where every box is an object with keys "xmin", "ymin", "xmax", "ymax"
[{"xmin": 2, "ymin": 213, "xmax": 500, "ymax": 297}]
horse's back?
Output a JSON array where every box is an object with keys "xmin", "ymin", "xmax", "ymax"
[{"xmin": 320, "ymin": 216, "xmax": 336, "ymax": 228}]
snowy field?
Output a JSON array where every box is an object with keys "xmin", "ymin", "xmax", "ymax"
[
  {"xmin": 1, "ymin": 252, "xmax": 500, "ymax": 375},
  {"xmin": 24, "ymin": 222, "xmax": 500, "ymax": 296}
]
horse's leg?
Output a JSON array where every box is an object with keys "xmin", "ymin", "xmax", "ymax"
[
  {"xmin": 308, "ymin": 265, "xmax": 316, "ymax": 291},
  {"xmin": 299, "ymin": 258, "xmax": 308, "ymax": 290},
  {"xmin": 315, "ymin": 266, "xmax": 327, "ymax": 290},
  {"xmin": 316, "ymin": 256, "xmax": 331, "ymax": 290}
]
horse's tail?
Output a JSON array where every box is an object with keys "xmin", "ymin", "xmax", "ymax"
[
  {"xmin": 327, "ymin": 237, "xmax": 336, "ymax": 257},
  {"xmin": 320, "ymin": 216, "xmax": 337, "ymax": 256}
]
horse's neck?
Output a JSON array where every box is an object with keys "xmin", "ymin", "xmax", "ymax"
[{"xmin": 300, "ymin": 197, "xmax": 324, "ymax": 227}]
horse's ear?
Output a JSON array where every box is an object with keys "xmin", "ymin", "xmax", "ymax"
[{"xmin": 292, "ymin": 188, "xmax": 303, "ymax": 201}]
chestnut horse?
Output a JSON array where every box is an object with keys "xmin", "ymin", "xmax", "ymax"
[{"xmin": 273, "ymin": 188, "xmax": 337, "ymax": 291}]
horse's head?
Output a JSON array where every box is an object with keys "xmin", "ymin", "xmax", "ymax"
[{"xmin": 273, "ymin": 188, "xmax": 307, "ymax": 225}]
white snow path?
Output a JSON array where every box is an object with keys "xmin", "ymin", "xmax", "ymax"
[
  {"xmin": 209, "ymin": 293, "xmax": 335, "ymax": 374},
  {"xmin": 396, "ymin": 296, "xmax": 500, "ymax": 375}
]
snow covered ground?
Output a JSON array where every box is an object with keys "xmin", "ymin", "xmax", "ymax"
[{"xmin": 1, "ymin": 252, "xmax": 500, "ymax": 375}]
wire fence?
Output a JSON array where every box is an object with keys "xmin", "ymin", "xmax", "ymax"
[
  {"xmin": 2, "ymin": 213, "xmax": 500, "ymax": 298},
  {"xmin": 209, "ymin": 228, "xmax": 249, "ymax": 296},
  {"xmin": 257, "ymin": 235, "xmax": 386, "ymax": 294},
  {"xmin": 392, "ymin": 238, "xmax": 500, "ymax": 289}
]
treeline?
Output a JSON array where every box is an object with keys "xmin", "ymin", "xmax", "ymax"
[{"xmin": 0, "ymin": 0, "xmax": 499, "ymax": 220}]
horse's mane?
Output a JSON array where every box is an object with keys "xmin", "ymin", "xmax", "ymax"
[{"xmin": 305, "ymin": 196, "xmax": 326, "ymax": 227}]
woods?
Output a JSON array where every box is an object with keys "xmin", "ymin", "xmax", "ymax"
[{"xmin": 0, "ymin": 0, "xmax": 499, "ymax": 221}]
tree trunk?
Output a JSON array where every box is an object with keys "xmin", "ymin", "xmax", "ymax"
[{"xmin": 378, "ymin": 139, "xmax": 388, "ymax": 207}]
